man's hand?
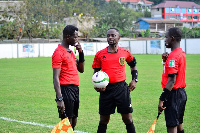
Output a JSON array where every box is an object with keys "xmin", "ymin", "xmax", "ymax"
[
  {"xmin": 57, "ymin": 101, "xmax": 65, "ymax": 113},
  {"xmin": 94, "ymin": 87, "xmax": 106, "ymax": 92},
  {"xmin": 158, "ymin": 100, "xmax": 166, "ymax": 114},
  {"xmin": 129, "ymin": 80, "xmax": 137, "ymax": 92},
  {"xmin": 75, "ymin": 42, "xmax": 82, "ymax": 53},
  {"xmin": 162, "ymin": 52, "xmax": 169, "ymax": 62}
]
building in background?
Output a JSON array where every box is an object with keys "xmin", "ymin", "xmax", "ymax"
[
  {"xmin": 64, "ymin": 16, "xmax": 95, "ymax": 38},
  {"xmin": 135, "ymin": 18, "xmax": 183, "ymax": 36},
  {"xmin": 151, "ymin": 1, "xmax": 200, "ymax": 27},
  {"xmin": 0, "ymin": 1, "xmax": 24, "ymax": 24},
  {"xmin": 106, "ymin": 0, "xmax": 153, "ymax": 12}
]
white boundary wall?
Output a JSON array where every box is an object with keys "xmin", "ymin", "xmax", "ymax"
[{"xmin": 0, "ymin": 38, "xmax": 200, "ymax": 59}]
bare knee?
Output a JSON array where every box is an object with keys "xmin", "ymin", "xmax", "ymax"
[
  {"xmin": 167, "ymin": 126, "xmax": 177, "ymax": 133},
  {"xmin": 177, "ymin": 124, "xmax": 183, "ymax": 132},
  {"xmin": 99, "ymin": 115, "xmax": 110, "ymax": 124},
  {"xmin": 121, "ymin": 113, "xmax": 133, "ymax": 124}
]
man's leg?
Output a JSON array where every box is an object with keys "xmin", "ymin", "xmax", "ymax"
[
  {"xmin": 177, "ymin": 124, "xmax": 184, "ymax": 133},
  {"xmin": 167, "ymin": 126, "xmax": 177, "ymax": 133},
  {"xmin": 71, "ymin": 117, "xmax": 77, "ymax": 130},
  {"xmin": 122, "ymin": 113, "xmax": 136, "ymax": 133},
  {"xmin": 97, "ymin": 115, "xmax": 110, "ymax": 133}
]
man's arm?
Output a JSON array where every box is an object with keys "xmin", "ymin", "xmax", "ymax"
[
  {"xmin": 158, "ymin": 75, "xmax": 177, "ymax": 113},
  {"xmin": 53, "ymin": 68, "xmax": 65, "ymax": 113},
  {"xmin": 76, "ymin": 43, "xmax": 84, "ymax": 73},
  {"xmin": 127, "ymin": 57, "xmax": 138, "ymax": 92},
  {"xmin": 129, "ymin": 66, "xmax": 138, "ymax": 92}
]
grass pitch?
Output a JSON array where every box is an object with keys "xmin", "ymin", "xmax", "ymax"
[{"xmin": 0, "ymin": 55, "xmax": 199, "ymax": 133}]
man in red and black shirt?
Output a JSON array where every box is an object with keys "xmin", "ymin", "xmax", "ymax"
[
  {"xmin": 52, "ymin": 25, "xmax": 84, "ymax": 130},
  {"xmin": 158, "ymin": 27, "xmax": 187, "ymax": 133},
  {"xmin": 92, "ymin": 28, "xmax": 138, "ymax": 133}
]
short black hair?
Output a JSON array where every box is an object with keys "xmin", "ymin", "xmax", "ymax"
[
  {"xmin": 107, "ymin": 28, "xmax": 120, "ymax": 36},
  {"xmin": 168, "ymin": 27, "xmax": 182, "ymax": 42},
  {"xmin": 63, "ymin": 25, "xmax": 78, "ymax": 38}
]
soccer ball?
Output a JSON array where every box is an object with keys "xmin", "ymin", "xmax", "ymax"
[{"xmin": 92, "ymin": 71, "xmax": 109, "ymax": 88}]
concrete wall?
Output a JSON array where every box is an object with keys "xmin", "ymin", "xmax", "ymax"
[
  {"xmin": 0, "ymin": 38, "xmax": 200, "ymax": 59},
  {"xmin": 151, "ymin": 8, "xmax": 162, "ymax": 18}
]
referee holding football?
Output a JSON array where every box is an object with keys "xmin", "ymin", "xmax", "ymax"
[
  {"xmin": 92, "ymin": 28, "xmax": 138, "ymax": 133},
  {"xmin": 52, "ymin": 25, "xmax": 85, "ymax": 130},
  {"xmin": 158, "ymin": 27, "xmax": 187, "ymax": 133}
]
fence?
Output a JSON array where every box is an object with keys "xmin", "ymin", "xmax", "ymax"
[{"xmin": 0, "ymin": 38, "xmax": 200, "ymax": 59}]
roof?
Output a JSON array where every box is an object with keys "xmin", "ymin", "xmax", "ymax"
[
  {"xmin": 106, "ymin": 0, "xmax": 153, "ymax": 4},
  {"xmin": 152, "ymin": 1, "xmax": 200, "ymax": 9},
  {"xmin": 136, "ymin": 18, "xmax": 183, "ymax": 24}
]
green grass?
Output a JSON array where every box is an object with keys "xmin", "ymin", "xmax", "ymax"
[{"xmin": 0, "ymin": 55, "xmax": 199, "ymax": 133}]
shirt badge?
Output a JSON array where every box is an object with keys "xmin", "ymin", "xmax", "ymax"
[
  {"xmin": 119, "ymin": 57, "xmax": 125, "ymax": 65},
  {"xmin": 169, "ymin": 60, "xmax": 175, "ymax": 67}
]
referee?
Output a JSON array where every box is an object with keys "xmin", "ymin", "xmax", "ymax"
[
  {"xmin": 92, "ymin": 28, "xmax": 138, "ymax": 133},
  {"xmin": 52, "ymin": 25, "xmax": 85, "ymax": 130},
  {"xmin": 158, "ymin": 27, "xmax": 187, "ymax": 133}
]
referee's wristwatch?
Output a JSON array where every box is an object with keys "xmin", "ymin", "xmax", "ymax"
[
  {"xmin": 55, "ymin": 97, "xmax": 63, "ymax": 102},
  {"xmin": 134, "ymin": 79, "xmax": 138, "ymax": 82}
]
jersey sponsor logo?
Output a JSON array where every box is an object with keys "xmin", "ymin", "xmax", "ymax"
[
  {"xmin": 169, "ymin": 60, "xmax": 175, "ymax": 67},
  {"xmin": 119, "ymin": 57, "xmax": 125, "ymax": 65}
]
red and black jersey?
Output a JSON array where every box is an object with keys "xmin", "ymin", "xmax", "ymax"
[
  {"xmin": 162, "ymin": 48, "xmax": 186, "ymax": 90},
  {"xmin": 52, "ymin": 44, "xmax": 79, "ymax": 86},
  {"xmin": 92, "ymin": 46, "xmax": 134, "ymax": 83}
]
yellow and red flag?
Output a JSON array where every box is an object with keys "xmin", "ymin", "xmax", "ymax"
[
  {"xmin": 147, "ymin": 118, "xmax": 158, "ymax": 133},
  {"xmin": 51, "ymin": 118, "xmax": 74, "ymax": 133}
]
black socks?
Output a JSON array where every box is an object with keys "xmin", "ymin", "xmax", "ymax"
[
  {"xmin": 126, "ymin": 122, "xmax": 136, "ymax": 133},
  {"xmin": 97, "ymin": 123, "xmax": 107, "ymax": 133}
]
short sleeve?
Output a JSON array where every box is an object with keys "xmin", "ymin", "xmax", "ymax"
[
  {"xmin": 92, "ymin": 53, "xmax": 101, "ymax": 69},
  {"xmin": 52, "ymin": 50, "xmax": 62, "ymax": 68},
  {"xmin": 126, "ymin": 50, "xmax": 134, "ymax": 63},
  {"xmin": 166, "ymin": 57, "xmax": 178, "ymax": 74}
]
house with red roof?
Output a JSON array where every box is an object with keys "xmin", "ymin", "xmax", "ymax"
[
  {"xmin": 151, "ymin": 0, "xmax": 200, "ymax": 27},
  {"xmin": 106, "ymin": 0, "xmax": 153, "ymax": 12}
]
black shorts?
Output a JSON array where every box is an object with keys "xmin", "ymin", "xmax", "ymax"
[
  {"xmin": 164, "ymin": 88, "xmax": 187, "ymax": 127},
  {"xmin": 99, "ymin": 81, "xmax": 133, "ymax": 115},
  {"xmin": 58, "ymin": 85, "xmax": 79, "ymax": 119}
]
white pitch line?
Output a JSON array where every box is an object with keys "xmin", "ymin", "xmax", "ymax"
[{"xmin": 0, "ymin": 116, "xmax": 88, "ymax": 133}]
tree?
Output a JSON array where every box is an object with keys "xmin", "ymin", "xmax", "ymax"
[
  {"xmin": 0, "ymin": 0, "xmax": 96, "ymax": 40},
  {"xmin": 91, "ymin": 1, "xmax": 143, "ymax": 37},
  {"xmin": 144, "ymin": 9, "xmax": 151, "ymax": 17}
]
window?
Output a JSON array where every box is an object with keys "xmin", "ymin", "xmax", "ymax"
[
  {"xmin": 162, "ymin": 8, "xmax": 164, "ymax": 13},
  {"xmin": 188, "ymin": 16, "xmax": 192, "ymax": 20},
  {"xmin": 157, "ymin": 8, "xmax": 159, "ymax": 11},
  {"xmin": 176, "ymin": 15, "xmax": 180, "ymax": 20},
  {"xmin": 170, "ymin": 15, "xmax": 175, "ymax": 19},
  {"xmin": 182, "ymin": 8, "xmax": 186, "ymax": 13},
  {"xmin": 183, "ymin": 15, "xmax": 187, "ymax": 20},
  {"xmin": 166, "ymin": 15, "xmax": 169, "ymax": 19},
  {"xmin": 193, "ymin": 16, "xmax": 197, "ymax": 20},
  {"xmin": 188, "ymin": 9, "xmax": 192, "ymax": 13},
  {"xmin": 166, "ymin": 8, "xmax": 169, "ymax": 13},
  {"xmin": 176, "ymin": 8, "xmax": 180, "ymax": 13},
  {"xmin": 193, "ymin": 9, "xmax": 197, "ymax": 14},
  {"xmin": 170, "ymin": 8, "xmax": 175, "ymax": 13}
]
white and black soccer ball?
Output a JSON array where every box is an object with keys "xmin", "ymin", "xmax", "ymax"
[{"xmin": 92, "ymin": 71, "xmax": 109, "ymax": 88}]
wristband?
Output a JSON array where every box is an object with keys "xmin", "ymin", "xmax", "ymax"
[
  {"xmin": 55, "ymin": 96, "xmax": 63, "ymax": 102},
  {"xmin": 159, "ymin": 88, "xmax": 170, "ymax": 102},
  {"xmin": 79, "ymin": 51, "xmax": 85, "ymax": 63},
  {"xmin": 131, "ymin": 70, "xmax": 138, "ymax": 81}
]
